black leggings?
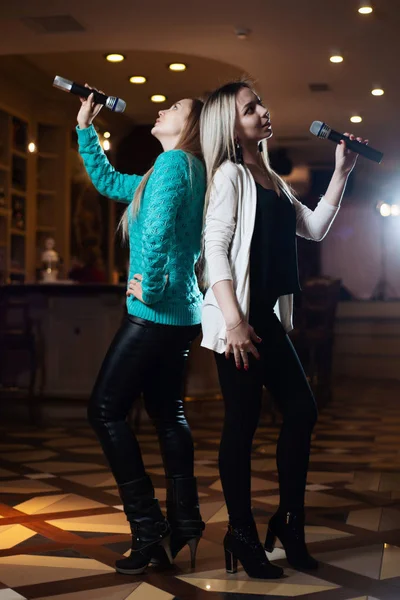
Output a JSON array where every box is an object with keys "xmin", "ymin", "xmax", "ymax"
[
  {"xmin": 88, "ymin": 315, "xmax": 200, "ymax": 485},
  {"xmin": 214, "ymin": 311, "xmax": 317, "ymax": 527}
]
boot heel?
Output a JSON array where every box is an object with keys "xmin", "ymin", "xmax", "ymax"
[
  {"xmin": 187, "ymin": 537, "xmax": 200, "ymax": 569},
  {"xmin": 225, "ymin": 548, "xmax": 238, "ymax": 574},
  {"xmin": 264, "ymin": 528, "xmax": 276, "ymax": 553},
  {"xmin": 160, "ymin": 535, "xmax": 173, "ymax": 565}
]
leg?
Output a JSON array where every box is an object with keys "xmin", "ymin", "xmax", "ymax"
[
  {"xmin": 260, "ymin": 316, "xmax": 317, "ymax": 512},
  {"xmin": 214, "ymin": 352, "xmax": 264, "ymax": 527},
  {"xmin": 88, "ymin": 316, "xmax": 171, "ymax": 575},
  {"xmin": 260, "ymin": 315, "xmax": 318, "ymax": 570},
  {"xmin": 142, "ymin": 325, "xmax": 199, "ymax": 480},
  {"xmin": 142, "ymin": 324, "xmax": 204, "ymax": 565},
  {"xmin": 88, "ymin": 316, "xmax": 151, "ymax": 484},
  {"xmin": 216, "ymin": 351, "xmax": 283, "ymax": 580}
]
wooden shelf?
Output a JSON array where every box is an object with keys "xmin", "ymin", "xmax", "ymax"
[
  {"xmin": 10, "ymin": 228, "xmax": 26, "ymax": 236},
  {"xmin": 11, "ymin": 188, "xmax": 27, "ymax": 197},
  {"xmin": 37, "ymin": 226, "xmax": 56, "ymax": 233},
  {"xmin": 0, "ymin": 163, "xmax": 10, "ymax": 171},
  {"xmin": 0, "ymin": 208, "xmax": 11, "ymax": 216},
  {"xmin": 38, "ymin": 152, "xmax": 59, "ymax": 159},
  {"xmin": 10, "ymin": 267, "xmax": 25, "ymax": 274},
  {"xmin": 37, "ymin": 189, "xmax": 57, "ymax": 196},
  {"xmin": 12, "ymin": 149, "xmax": 28, "ymax": 159}
]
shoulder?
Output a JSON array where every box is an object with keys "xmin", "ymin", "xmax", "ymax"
[
  {"xmin": 154, "ymin": 149, "xmax": 191, "ymax": 173},
  {"xmin": 213, "ymin": 160, "xmax": 241, "ymax": 188}
]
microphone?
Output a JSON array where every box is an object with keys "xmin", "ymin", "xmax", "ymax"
[
  {"xmin": 53, "ymin": 75, "xmax": 126, "ymax": 113},
  {"xmin": 310, "ymin": 120, "xmax": 383, "ymax": 164}
]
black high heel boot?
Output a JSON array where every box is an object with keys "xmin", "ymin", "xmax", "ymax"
[
  {"xmin": 224, "ymin": 523, "xmax": 283, "ymax": 579},
  {"xmin": 115, "ymin": 475, "xmax": 172, "ymax": 575},
  {"xmin": 150, "ymin": 477, "xmax": 205, "ymax": 569},
  {"xmin": 167, "ymin": 477, "xmax": 205, "ymax": 567},
  {"xmin": 264, "ymin": 510, "xmax": 318, "ymax": 570}
]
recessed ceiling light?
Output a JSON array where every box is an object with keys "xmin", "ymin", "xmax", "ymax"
[
  {"xmin": 28, "ymin": 142, "xmax": 37, "ymax": 153},
  {"xmin": 358, "ymin": 3, "xmax": 373, "ymax": 14},
  {"xmin": 151, "ymin": 94, "xmax": 167, "ymax": 103},
  {"xmin": 371, "ymin": 88, "xmax": 384, "ymax": 96},
  {"xmin": 129, "ymin": 76, "xmax": 147, "ymax": 84},
  {"xmin": 350, "ymin": 115, "xmax": 362, "ymax": 123},
  {"xmin": 330, "ymin": 55, "xmax": 344, "ymax": 63},
  {"xmin": 103, "ymin": 131, "xmax": 111, "ymax": 139},
  {"xmin": 103, "ymin": 139, "xmax": 111, "ymax": 151},
  {"xmin": 168, "ymin": 63, "xmax": 187, "ymax": 72},
  {"xmin": 105, "ymin": 53, "xmax": 125, "ymax": 63}
]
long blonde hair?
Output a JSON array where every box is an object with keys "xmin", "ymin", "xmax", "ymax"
[
  {"xmin": 200, "ymin": 80, "xmax": 294, "ymax": 218},
  {"xmin": 119, "ymin": 98, "xmax": 204, "ymax": 240}
]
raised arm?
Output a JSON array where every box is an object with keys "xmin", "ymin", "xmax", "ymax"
[
  {"xmin": 294, "ymin": 132, "xmax": 367, "ymax": 241},
  {"xmin": 76, "ymin": 89, "xmax": 142, "ymax": 203},
  {"xmin": 77, "ymin": 125, "xmax": 143, "ymax": 203}
]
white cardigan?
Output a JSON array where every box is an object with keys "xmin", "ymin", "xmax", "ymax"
[{"xmin": 201, "ymin": 161, "xmax": 340, "ymax": 354}]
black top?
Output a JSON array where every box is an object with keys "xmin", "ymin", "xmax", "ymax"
[{"xmin": 249, "ymin": 183, "xmax": 300, "ymax": 319}]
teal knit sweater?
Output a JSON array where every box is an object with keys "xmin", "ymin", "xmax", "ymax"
[{"xmin": 77, "ymin": 125, "xmax": 206, "ymax": 325}]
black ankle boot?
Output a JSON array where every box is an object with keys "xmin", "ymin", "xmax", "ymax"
[
  {"xmin": 264, "ymin": 510, "xmax": 318, "ymax": 570},
  {"xmin": 224, "ymin": 523, "xmax": 283, "ymax": 579},
  {"xmin": 115, "ymin": 476, "xmax": 172, "ymax": 575}
]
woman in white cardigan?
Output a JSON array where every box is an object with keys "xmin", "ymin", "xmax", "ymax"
[{"xmin": 200, "ymin": 81, "xmax": 366, "ymax": 580}]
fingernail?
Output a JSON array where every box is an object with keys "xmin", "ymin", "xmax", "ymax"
[
  {"xmin": 236, "ymin": 365, "xmax": 241, "ymax": 370},
  {"xmin": 244, "ymin": 365, "xmax": 249, "ymax": 371}
]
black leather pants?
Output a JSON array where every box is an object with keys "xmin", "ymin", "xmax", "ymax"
[{"xmin": 88, "ymin": 315, "xmax": 200, "ymax": 485}]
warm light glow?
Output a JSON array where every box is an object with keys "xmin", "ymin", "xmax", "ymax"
[
  {"xmin": 391, "ymin": 204, "xmax": 400, "ymax": 216},
  {"xmin": 380, "ymin": 203, "xmax": 391, "ymax": 217},
  {"xmin": 129, "ymin": 76, "xmax": 147, "ymax": 84},
  {"xmin": 106, "ymin": 53, "xmax": 125, "ymax": 63},
  {"xmin": 206, "ymin": 585, "xmax": 211, "ymax": 590},
  {"xmin": 371, "ymin": 88, "xmax": 384, "ymax": 96},
  {"xmin": 350, "ymin": 115, "xmax": 362, "ymax": 123},
  {"xmin": 330, "ymin": 55, "xmax": 344, "ymax": 63},
  {"xmin": 103, "ymin": 131, "xmax": 111, "ymax": 139},
  {"xmin": 168, "ymin": 63, "xmax": 187, "ymax": 72},
  {"xmin": 358, "ymin": 5, "xmax": 373, "ymax": 14},
  {"xmin": 103, "ymin": 139, "xmax": 111, "ymax": 151},
  {"xmin": 151, "ymin": 94, "xmax": 167, "ymax": 103},
  {"xmin": 28, "ymin": 142, "xmax": 37, "ymax": 153}
]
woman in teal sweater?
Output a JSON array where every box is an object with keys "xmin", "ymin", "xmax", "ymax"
[{"xmin": 76, "ymin": 89, "xmax": 206, "ymax": 575}]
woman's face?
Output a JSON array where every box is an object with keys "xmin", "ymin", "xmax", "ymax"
[
  {"xmin": 235, "ymin": 87, "xmax": 272, "ymax": 144},
  {"xmin": 151, "ymin": 98, "xmax": 192, "ymax": 140}
]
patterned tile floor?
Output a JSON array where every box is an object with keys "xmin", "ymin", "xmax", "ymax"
[{"xmin": 0, "ymin": 378, "xmax": 400, "ymax": 599}]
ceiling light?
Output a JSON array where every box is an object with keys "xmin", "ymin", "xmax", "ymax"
[
  {"xmin": 168, "ymin": 63, "xmax": 187, "ymax": 72},
  {"xmin": 129, "ymin": 76, "xmax": 147, "ymax": 84},
  {"xmin": 380, "ymin": 203, "xmax": 391, "ymax": 217},
  {"xmin": 151, "ymin": 94, "xmax": 167, "ymax": 103},
  {"xmin": 358, "ymin": 3, "xmax": 373, "ymax": 14},
  {"xmin": 330, "ymin": 55, "xmax": 344, "ymax": 63},
  {"xmin": 350, "ymin": 115, "xmax": 362, "ymax": 123},
  {"xmin": 105, "ymin": 53, "xmax": 125, "ymax": 63},
  {"xmin": 28, "ymin": 142, "xmax": 37, "ymax": 153},
  {"xmin": 103, "ymin": 140, "xmax": 111, "ymax": 151},
  {"xmin": 371, "ymin": 88, "xmax": 384, "ymax": 96},
  {"xmin": 103, "ymin": 132, "xmax": 111, "ymax": 139}
]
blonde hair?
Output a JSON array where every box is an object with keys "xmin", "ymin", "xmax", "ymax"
[
  {"xmin": 200, "ymin": 80, "xmax": 294, "ymax": 219},
  {"xmin": 119, "ymin": 98, "xmax": 204, "ymax": 241}
]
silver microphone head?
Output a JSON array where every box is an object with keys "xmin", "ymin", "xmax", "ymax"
[
  {"xmin": 105, "ymin": 96, "xmax": 126, "ymax": 113},
  {"xmin": 310, "ymin": 121, "xmax": 331, "ymax": 139},
  {"xmin": 53, "ymin": 75, "xmax": 73, "ymax": 92}
]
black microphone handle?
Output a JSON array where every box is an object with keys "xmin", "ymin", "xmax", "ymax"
[
  {"xmin": 328, "ymin": 129, "xmax": 383, "ymax": 164},
  {"xmin": 70, "ymin": 82, "xmax": 109, "ymax": 106}
]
